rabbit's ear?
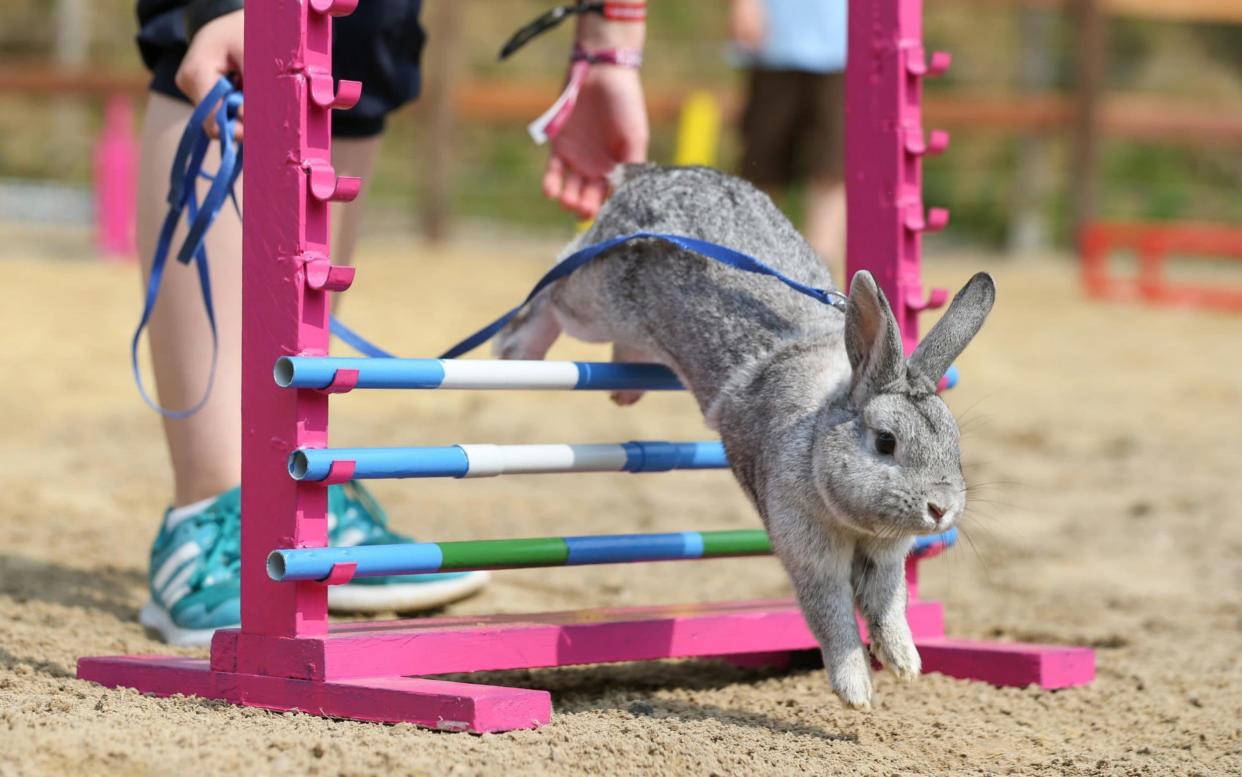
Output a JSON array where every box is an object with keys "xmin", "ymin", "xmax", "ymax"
[
  {"xmin": 908, "ymin": 272, "xmax": 996, "ymax": 382},
  {"xmin": 845, "ymin": 271, "xmax": 906, "ymax": 402}
]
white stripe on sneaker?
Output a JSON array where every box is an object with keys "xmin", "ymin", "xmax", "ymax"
[
  {"xmin": 160, "ymin": 560, "xmax": 198, "ymax": 606},
  {"xmin": 333, "ymin": 527, "xmax": 368, "ymax": 548},
  {"xmin": 163, "ymin": 497, "xmax": 217, "ymax": 532},
  {"xmin": 152, "ymin": 541, "xmax": 201, "ymax": 592}
]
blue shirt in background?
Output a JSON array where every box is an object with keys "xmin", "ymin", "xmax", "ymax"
[{"xmin": 755, "ymin": 0, "xmax": 847, "ymax": 74}]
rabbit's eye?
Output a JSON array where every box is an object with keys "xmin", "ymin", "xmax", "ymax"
[{"xmin": 875, "ymin": 431, "xmax": 897, "ymax": 456}]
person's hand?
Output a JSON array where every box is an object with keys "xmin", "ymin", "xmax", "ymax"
[
  {"xmin": 730, "ymin": 0, "xmax": 765, "ymax": 51},
  {"xmin": 174, "ymin": 10, "xmax": 245, "ymax": 139},
  {"xmin": 543, "ymin": 65, "xmax": 649, "ymax": 219}
]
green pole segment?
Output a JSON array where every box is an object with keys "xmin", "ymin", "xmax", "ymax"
[
  {"xmin": 438, "ymin": 537, "xmax": 571, "ymax": 570},
  {"xmin": 700, "ymin": 530, "xmax": 772, "ymax": 556}
]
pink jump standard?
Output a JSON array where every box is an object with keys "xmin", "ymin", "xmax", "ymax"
[
  {"xmin": 77, "ymin": 0, "xmax": 1094, "ymax": 732},
  {"xmin": 95, "ymin": 95, "xmax": 138, "ymax": 259}
]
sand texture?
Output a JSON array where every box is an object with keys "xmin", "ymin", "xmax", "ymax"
[{"xmin": 1, "ymin": 236, "xmax": 1239, "ymax": 776}]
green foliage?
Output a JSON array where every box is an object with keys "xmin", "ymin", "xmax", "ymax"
[
  {"xmin": 1100, "ymin": 142, "xmax": 1242, "ymax": 223},
  {"xmin": 1194, "ymin": 24, "xmax": 1242, "ymax": 73},
  {"xmin": 924, "ymin": 138, "xmax": 1020, "ymax": 248}
]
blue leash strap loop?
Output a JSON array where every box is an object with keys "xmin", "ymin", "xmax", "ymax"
[
  {"xmin": 437, "ymin": 231, "xmax": 848, "ymax": 359},
  {"xmin": 131, "ymin": 78, "xmax": 240, "ymax": 418}
]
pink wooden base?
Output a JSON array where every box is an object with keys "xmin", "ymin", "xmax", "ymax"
[
  {"xmin": 78, "ymin": 597, "xmax": 1093, "ymax": 733},
  {"xmin": 76, "ymin": 655, "xmax": 549, "ymax": 733},
  {"xmin": 915, "ymin": 637, "xmax": 1095, "ymax": 690},
  {"xmin": 209, "ymin": 599, "xmax": 944, "ymax": 681}
]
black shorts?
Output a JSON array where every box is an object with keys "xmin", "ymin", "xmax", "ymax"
[
  {"xmin": 739, "ymin": 69, "xmax": 844, "ymax": 187},
  {"xmin": 136, "ymin": 0, "xmax": 425, "ymax": 138}
]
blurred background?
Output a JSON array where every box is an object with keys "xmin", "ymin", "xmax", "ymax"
[{"xmin": 1, "ymin": 0, "xmax": 1239, "ymax": 261}]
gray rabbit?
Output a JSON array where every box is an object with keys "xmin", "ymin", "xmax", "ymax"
[{"xmin": 495, "ymin": 164, "xmax": 995, "ymax": 709}]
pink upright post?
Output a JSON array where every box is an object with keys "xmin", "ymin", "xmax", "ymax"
[
  {"xmin": 94, "ymin": 95, "xmax": 138, "ymax": 259},
  {"xmin": 846, "ymin": 0, "xmax": 1094, "ymax": 686},
  {"xmin": 237, "ymin": 0, "xmax": 343, "ymax": 642},
  {"xmin": 846, "ymin": 0, "xmax": 951, "ymax": 351},
  {"xmin": 77, "ymin": 0, "xmax": 1092, "ymax": 732}
]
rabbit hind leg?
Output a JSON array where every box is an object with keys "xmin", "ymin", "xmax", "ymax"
[{"xmin": 492, "ymin": 290, "xmax": 563, "ymax": 360}]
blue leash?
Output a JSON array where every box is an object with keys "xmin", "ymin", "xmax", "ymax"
[
  {"xmin": 132, "ymin": 78, "xmax": 242, "ymax": 418},
  {"xmin": 438, "ymin": 232, "xmax": 848, "ymax": 359},
  {"xmin": 329, "ymin": 316, "xmax": 396, "ymax": 359},
  {"xmin": 134, "ymin": 77, "xmax": 848, "ymax": 415}
]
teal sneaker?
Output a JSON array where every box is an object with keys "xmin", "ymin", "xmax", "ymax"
[
  {"xmin": 325, "ymin": 481, "xmax": 489, "ymax": 614},
  {"xmin": 140, "ymin": 489, "xmax": 242, "ymax": 647},
  {"xmin": 141, "ymin": 483, "xmax": 487, "ymax": 645}
]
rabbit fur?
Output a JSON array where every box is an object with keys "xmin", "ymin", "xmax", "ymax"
[{"xmin": 494, "ymin": 164, "xmax": 996, "ymax": 709}]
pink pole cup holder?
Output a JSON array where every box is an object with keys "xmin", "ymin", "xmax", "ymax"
[
  {"xmin": 306, "ymin": 162, "xmax": 362, "ymax": 203},
  {"xmin": 322, "ymin": 562, "xmax": 358, "ymax": 585},
  {"xmin": 303, "ymin": 252, "xmax": 356, "ymax": 292},
  {"xmin": 309, "ymin": 0, "xmax": 358, "ymax": 17},
  {"xmin": 307, "ymin": 71, "xmax": 362, "ymax": 111},
  {"xmin": 315, "ymin": 369, "xmax": 360, "ymax": 395},
  {"xmin": 905, "ymin": 128, "xmax": 951, "ymax": 157},
  {"xmin": 906, "ymin": 47, "xmax": 952, "ymax": 78},
  {"xmin": 297, "ymin": 458, "xmax": 356, "ymax": 486},
  {"xmin": 905, "ymin": 286, "xmax": 949, "ymax": 313},
  {"xmin": 904, "ymin": 206, "xmax": 950, "ymax": 234}
]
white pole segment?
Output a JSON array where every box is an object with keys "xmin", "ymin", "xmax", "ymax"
[
  {"xmin": 440, "ymin": 360, "xmax": 582, "ymax": 389},
  {"xmin": 459, "ymin": 444, "xmax": 630, "ymax": 477}
]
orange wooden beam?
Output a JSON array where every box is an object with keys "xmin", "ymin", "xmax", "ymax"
[
  {"xmin": 940, "ymin": 0, "xmax": 1242, "ymax": 24},
  {"xmin": 450, "ymin": 85, "xmax": 1242, "ymax": 147},
  {"xmin": 0, "ymin": 67, "xmax": 147, "ymax": 96},
  {"xmin": 1, "ymin": 69, "xmax": 1238, "ymax": 147}
]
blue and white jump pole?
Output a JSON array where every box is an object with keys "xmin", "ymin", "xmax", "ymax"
[
  {"xmin": 275, "ymin": 356, "xmax": 684, "ymax": 392},
  {"xmin": 289, "ymin": 441, "xmax": 729, "ymax": 481}
]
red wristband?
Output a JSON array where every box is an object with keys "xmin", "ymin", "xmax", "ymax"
[{"xmin": 603, "ymin": 1, "xmax": 646, "ymax": 22}]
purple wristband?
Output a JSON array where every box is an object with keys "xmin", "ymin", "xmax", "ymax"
[
  {"xmin": 570, "ymin": 45, "xmax": 644, "ymax": 69},
  {"xmin": 528, "ymin": 46, "xmax": 643, "ymax": 144}
]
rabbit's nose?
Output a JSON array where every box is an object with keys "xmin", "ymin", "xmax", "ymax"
[{"xmin": 926, "ymin": 501, "xmax": 947, "ymax": 525}]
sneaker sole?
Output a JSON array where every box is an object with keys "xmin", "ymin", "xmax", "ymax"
[
  {"xmin": 327, "ymin": 571, "xmax": 490, "ymax": 614},
  {"xmin": 139, "ymin": 601, "xmax": 232, "ymax": 648}
]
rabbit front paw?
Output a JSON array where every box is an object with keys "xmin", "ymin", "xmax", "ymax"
[
  {"xmin": 870, "ymin": 628, "xmax": 922, "ymax": 682},
  {"xmin": 826, "ymin": 647, "xmax": 873, "ymax": 710}
]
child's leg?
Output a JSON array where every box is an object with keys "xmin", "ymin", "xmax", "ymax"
[
  {"xmin": 136, "ymin": 92, "xmax": 380, "ymax": 507},
  {"xmin": 803, "ymin": 71, "xmax": 846, "ymax": 277},
  {"xmin": 806, "ymin": 178, "xmax": 845, "ymax": 277},
  {"xmin": 137, "ymin": 93, "xmax": 243, "ymax": 507},
  {"xmin": 330, "ymin": 137, "xmax": 383, "ymax": 281}
]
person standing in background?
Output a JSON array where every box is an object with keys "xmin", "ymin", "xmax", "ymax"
[{"xmin": 731, "ymin": 0, "xmax": 847, "ymax": 276}]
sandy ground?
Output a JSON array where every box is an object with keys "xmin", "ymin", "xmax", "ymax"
[{"xmin": 1, "ymin": 232, "xmax": 1239, "ymax": 776}]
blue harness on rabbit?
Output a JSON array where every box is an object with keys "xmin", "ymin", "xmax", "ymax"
[{"xmin": 134, "ymin": 78, "xmax": 849, "ymax": 415}]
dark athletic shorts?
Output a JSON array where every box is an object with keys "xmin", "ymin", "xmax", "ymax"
[
  {"xmin": 739, "ymin": 69, "xmax": 844, "ymax": 186},
  {"xmin": 136, "ymin": 0, "xmax": 425, "ymax": 138}
]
